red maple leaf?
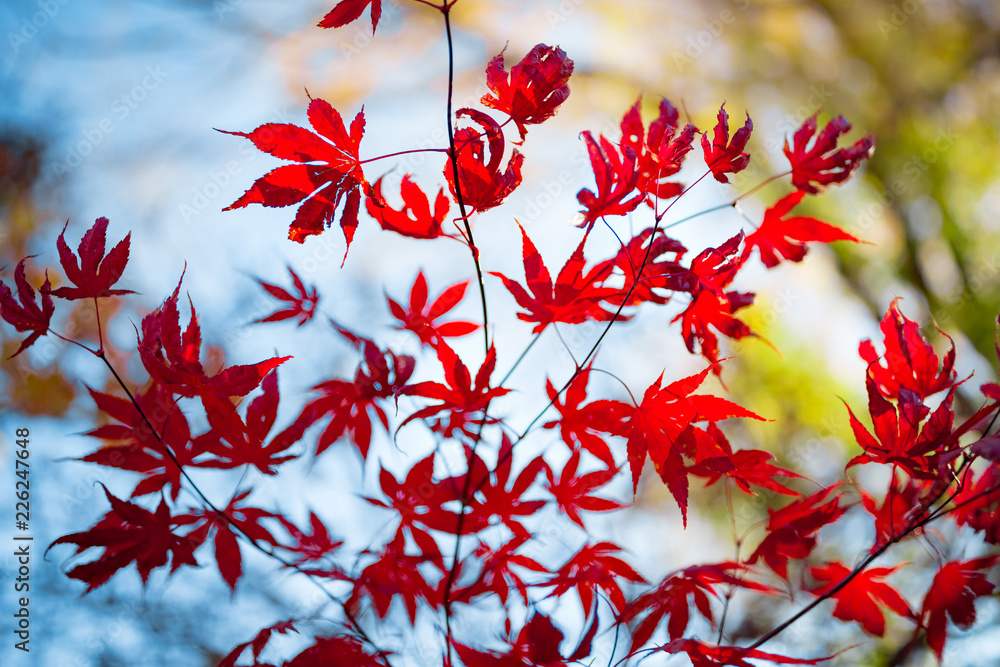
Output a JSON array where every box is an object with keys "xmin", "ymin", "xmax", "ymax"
[
  {"xmin": 661, "ymin": 230, "xmax": 746, "ymax": 296},
  {"xmin": 589, "ymin": 367, "xmax": 764, "ymax": 524},
  {"xmin": 348, "ymin": 533, "xmax": 443, "ymax": 623},
  {"xmin": 918, "ymin": 556, "xmax": 998, "ymax": 660},
  {"xmin": 701, "ymin": 103, "xmax": 753, "ymax": 184},
  {"xmin": 544, "ymin": 448, "xmax": 623, "ymax": 528},
  {"xmin": 276, "ymin": 511, "xmax": 343, "ymax": 566},
  {"xmin": 138, "ymin": 275, "xmax": 290, "ymax": 440},
  {"xmin": 859, "ymin": 471, "xmax": 934, "ymax": 551},
  {"xmin": 844, "ymin": 375, "xmax": 958, "ymax": 478},
  {"xmin": 297, "ymin": 325, "xmax": 414, "ymax": 458},
  {"xmin": 687, "ymin": 421, "xmax": 804, "ymax": 497},
  {"xmin": 656, "ymin": 639, "xmax": 835, "ymax": 667},
  {"xmin": 543, "ymin": 541, "xmax": 645, "ymax": 614},
  {"xmin": 46, "ymin": 217, "xmax": 134, "ymax": 301},
  {"xmin": 622, "ymin": 562, "xmax": 777, "ymax": 651},
  {"xmin": 481, "ymin": 43, "xmax": 574, "ymax": 142},
  {"xmin": 254, "ymin": 267, "xmax": 318, "ymax": 326},
  {"xmin": 785, "ymin": 113, "xmax": 875, "ymax": 194},
  {"xmin": 674, "ymin": 289, "xmax": 756, "ymax": 373},
  {"xmin": 619, "ymin": 97, "xmax": 697, "ymax": 202},
  {"xmin": 743, "ymin": 191, "xmax": 861, "ymax": 268},
  {"xmin": 0, "ymin": 258, "xmax": 54, "ymax": 357},
  {"xmin": 79, "ymin": 383, "xmax": 196, "ymax": 501},
  {"xmin": 174, "ymin": 490, "xmax": 280, "ymax": 590},
  {"xmin": 365, "ymin": 174, "xmax": 451, "ymax": 240},
  {"xmin": 543, "ymin": 370, "xmax": 618, "ymax": 466},
  {"xmin": 46, "ymin": 486, "xmax": 197, "ymax": 592},
  {"xmin": 365, "ymin": 452, "xmax": 461, "ymax": 536},
  {"xmin": 222, "ymin": 96, "xmax": 367, "ymax": 260},
  {"xmin": 401, "ymin": 342, "xmax": 510, "ymax": 438},
  {"xmin": 666, "ymin": 232, "xmax": 757, "ymax": 372},
  {"xmin": 219, "ymin": 619, "xmax": 298, "ymax": 667},
  {"xmin": 490, "ymin": 224, "xmax": 615, "ymax": 333},
  {"xmin": 452, "ymin": 534, "xmax": 546, "ymax": 606},
  {"xmin": 950, "ymin": 464, "xmax": 1000, "ymax": 544},
  {"xmin": 576, "ymin": 131, "xmax": 641, "ymax": 230},
  {"xmin": 454, "ymin": 612, "xmax": 596, "ymax": 667},
  {"xmin": 387, "ymin": 271, "xmax": 479, "ymax": 348},
  {"xmin": 318, "ymin": 0, "xmax": 382, "ymax": 34},
  {"xmin": 473, "ymin": 435, "xmax": 547, "ymax": 539},
  {"xmin": 195, "ymin": 370, "xmax": 307, "ymax": 474},
  {"xmin": 808, "ymin": 562, "xmax": 913, "ymax": 636},
  {"xmin": 592, "ymin": 227, "xmax": 687, "ymax": 308},
  {"xmin": 859, "ymin": 298, "xmax": 956, "ymax": 401},
  {"xmin": 444, "ymin": 109, "xmax": 523, "ymax": 214},
  {"xmin": 284, "ymin": 635, "xmax": 384, "ymax": 667},
  {"xmin": 748, "ymin": 485, "xmax": 847, "ymax": 579}
]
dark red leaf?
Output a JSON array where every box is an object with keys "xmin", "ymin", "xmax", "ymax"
[
  {"xmin": 701, "ymin": 103, "xmax": 752, "ymax": 184},
  {"xmin": 46, "ymin": 217, "xmax": 134, "ymax": 300},
  {"xmin": 919, "ymin": 556, "xmax": 998, "ymax": 660},
  {"xmin": 543, "ymin": 542, "xmax": 645, "ymax": 615},
  {"xmin": 481, "ymin": 44, "xmax": 574, "ymax": 141},
  {"xmin": 619, "ymin": 97, "xmax": 697, "ymax": 203},
  {"xmin": 784, "ymin": 113, "xmax": 875, "ymax": 194},
  {"xmin": 46, "ymin": 486, "xmax": 197, "ymax": 592},
  {"xmin": 444, "ymin": 109, "xmax": 523, "ymax": 214},
  {"xmin": 621, "ymin": 562, "xmax": 777, "ymax": 651},
  {"xmin": 748, "ymin": 485, "xmax": 847, "ymax": 579},
  {"xmin": 0, "ymin": 258, "xmax": 54, "ymax": 357},
  {"xmin": 656, "ymin": 639, "xmax": 836, "ymax": 666}
]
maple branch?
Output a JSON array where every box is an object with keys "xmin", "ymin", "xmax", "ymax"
[
  {"xmin": 439, "ymin": 6, "xmax": 490, "ymax": 662},
  {"xmin": 46, "ymin": 328, "xmax": 100, "ymax": 355},
  {"xmin": 746, "ymin": 450, "xmax": 991, "ymax": 651},
  {"xmin": 661, "ymin": 202, "xmax": 733, "ymax": 231},
  {"xmin": 443, "ymin": 4, "xmax": 489, "ymax": 357},
  {"xmin": 733, "ymin": 170, "xmax": 792, "ymax": 203},
  {"xmin": 93, "ymin": 296, "xmax": 105, "ymax": 354},
  {"xmin": 94, "ymin": 352, "xmax": 392, "ymax": 664},
  {"xmin": 499, "ymin": 325, "xmax": 546, "ymax": 387},
  {"xmin": 358, "ymin": 147, "xmax": 449, "ymax": 165},
  {"xmin": 716, "ymin": 480, "xmax": 742, "ymax": 644},
  {"xmin": 660, "ymin": 170, "xmax": 794, "ymax": 233}
]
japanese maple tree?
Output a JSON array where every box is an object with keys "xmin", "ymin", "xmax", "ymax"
[{"xmin": 6, "ymin": 1, "xmax": 1000, "ymax": 666}]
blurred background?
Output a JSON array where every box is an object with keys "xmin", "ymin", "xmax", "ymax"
[{"xmin": 1, "ymin": 0, "xmax": 999, "ymax": 665}]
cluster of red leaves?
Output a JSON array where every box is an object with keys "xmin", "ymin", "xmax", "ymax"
[
  {"xmin": 224, "ymin": 41, "xmax": 574, "ymax": 264},
  {"xmin": 16, "ymin": 7, "xmax": 1000, "ymax": 667}
]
